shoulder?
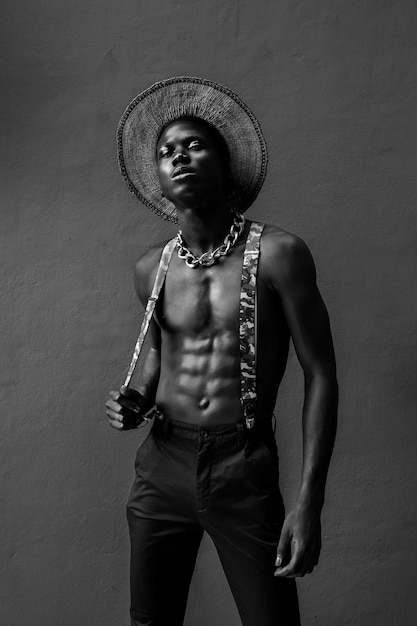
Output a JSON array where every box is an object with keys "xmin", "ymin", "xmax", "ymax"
[
  {"xmin": 134, "ymin": 239, "xmax": 173, "ymax": 304},
  {"xmin": 134, "ymin": 239, "xmax": 171, "ymax": 279},
  {"xmin": 258, "ymin": 223, "xmax": 316, "ymax": 289}
]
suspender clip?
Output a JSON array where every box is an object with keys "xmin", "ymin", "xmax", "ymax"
[
  {"xmin": 243, "ymin": 401, "xmax": 256, "ymax": 429},
  {"xmin": 245, "ymin": 417, "xmax": 255, "ymax": 429}
]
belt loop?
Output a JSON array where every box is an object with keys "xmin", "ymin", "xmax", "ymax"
[
  {"xmin": 236, "ymin": 422, "xmax": 246, "ymax": 449},
  {"xmin": 160, "ymin": 419, "xmax": 172, "ymax": 441},
  {"xmin": 153, "ymin": 408, "xmax": 172, "ymax": 441}
]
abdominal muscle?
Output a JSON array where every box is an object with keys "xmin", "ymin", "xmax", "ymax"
[
  {"xmin": 151, "ymin": 239, "xmax": 288, "ymax": 425},
  {"xmin": 155, "ymin": 328, "xmax": 244, "ymax": 425}
]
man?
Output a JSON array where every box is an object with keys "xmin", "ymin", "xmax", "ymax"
[{"xmin": 106, "ymin": 77, "xmax": 338, "ymax": 626}]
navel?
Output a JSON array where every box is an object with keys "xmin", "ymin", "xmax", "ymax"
[{"xmin": 198, "ymin": 397, "xmax": 210, "ymax": 410}]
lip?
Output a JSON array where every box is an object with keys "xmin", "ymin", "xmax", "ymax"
[
  {"xmin": 172, "ymin": 172, "xmax": 196, "ymax": 182},
  {"xmin": 171, "ymin": 166, "xmax": 195, "ymax": 179}
]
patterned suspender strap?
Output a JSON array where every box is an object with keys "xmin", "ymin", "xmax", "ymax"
[
  {"xmin": 123, "ymin": 238, "xmax": 177, "ymax": 387},
  {"xmin": 239, "ymin": 221, "xmax": 265, "ymax": 428}
]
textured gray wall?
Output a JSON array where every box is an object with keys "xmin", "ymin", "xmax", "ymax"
[{"xmin": 1, "ymin": 1, "xmax": 416, "ymax": 624}]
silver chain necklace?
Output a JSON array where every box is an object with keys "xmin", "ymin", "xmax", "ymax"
[{"xmin": 176, "ymin": 213, "xmax": 246, "ymax": 268}]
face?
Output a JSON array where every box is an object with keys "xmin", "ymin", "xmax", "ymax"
[{"xmin": 156, "ymin": 119, "xmax": 229, "ymax": 207}]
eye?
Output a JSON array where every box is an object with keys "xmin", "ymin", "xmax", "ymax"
[
  {"xmin": 159, "ymin": 146, "xmax": 172, "ymax": 159},
  {"xmin": 188, "ymin": 140, "xmax": 203, "ymax": 150}
]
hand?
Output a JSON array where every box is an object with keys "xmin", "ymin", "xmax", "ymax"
[
  {"xmin": 105, "ymin": 386, "xmax": 146, "ymax": 431},
  {"xmin": 274, "ymin": 505, "xmax": 321, "ymax": 577}
]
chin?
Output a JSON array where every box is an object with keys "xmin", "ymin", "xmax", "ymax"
[{"xmin": 171, "ymin": 189, "xmax": 207, "ymax": 207}]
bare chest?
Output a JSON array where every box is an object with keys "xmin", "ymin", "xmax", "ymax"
[{"xmin": 157, "ymin": 252, "xmax": 243, "ymax": 336}]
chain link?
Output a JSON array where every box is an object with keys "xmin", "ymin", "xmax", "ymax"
[{"xmin": 176, "ymin": 213, "xmax": 246, "ymax": 268}]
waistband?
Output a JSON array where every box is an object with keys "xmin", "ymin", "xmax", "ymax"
[{"xmin": 151, "ymin": 407, "xmax": 274, "ymax": 435}]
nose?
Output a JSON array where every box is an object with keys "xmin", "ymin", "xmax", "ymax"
[{"xmin": 172, "ymin": 151, "xmax": 190, "ymax": 166}]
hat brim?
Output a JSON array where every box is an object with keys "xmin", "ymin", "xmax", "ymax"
[{"xmin": 117, "ymin": 76, "xmax": 268, "ymax": 223}]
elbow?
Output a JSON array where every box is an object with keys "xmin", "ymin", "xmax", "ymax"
[
  {"xmin": 305, "ymin": 370, "xmax": 339, "ymax": 403},
  {"xmin": 305, "ymin": 368, "xmax": 338, "ymax": 387}
]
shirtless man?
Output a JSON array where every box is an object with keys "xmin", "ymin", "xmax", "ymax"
[{"xmin": 106, "ymin": 78, "xmax": 338, "ymax": 626}]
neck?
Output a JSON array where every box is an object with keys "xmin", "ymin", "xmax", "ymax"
[{"xmin": 176, "ymin": 199, "xmax": 234, "ymax": 256}]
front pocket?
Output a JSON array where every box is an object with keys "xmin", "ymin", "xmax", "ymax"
[
  {"xmin": 260, "ymin": 432, "xmax": 279, "ymax": 466},
  {"xmin": 244, "ymin": 432, "xmax": 279, "ymax": 487}
]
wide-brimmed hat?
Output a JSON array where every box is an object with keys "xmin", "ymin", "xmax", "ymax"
[{"xmin": 117, "ymin": 76, "xmax": 268, "ymax": 223}]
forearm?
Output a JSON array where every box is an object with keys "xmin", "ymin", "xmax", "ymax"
[
  {"xmin": 131, "ymin": 347, "xmax": 161, "ymax": 413},
  {"xmin": 297, "ymin": 373, "xmax": 338, "ymax": 512}
]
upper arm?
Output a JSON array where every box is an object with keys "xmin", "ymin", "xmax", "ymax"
[{"xmin": 264, "ymin": 231, "xmax": 336, "ymax": 379}]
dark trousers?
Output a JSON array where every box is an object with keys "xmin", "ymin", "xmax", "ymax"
[{"xmin": 126, "ymin": 417, "xmax": 300, "ymax": 626}]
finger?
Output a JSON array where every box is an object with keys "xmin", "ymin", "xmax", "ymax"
[
  {"xmin": 304, "ymin": 545, "xmax": 321, "ymax": 574},
  {"xmin": 278, "ymin": 544, "xmax": 316, "ymax": 578},
  {"xmin": 313, "ymin": 541, "xmax": 322, "ymax": 565},
  {"xmin": 109, "ymin": 389, "xmax": 138, "ymax": 409},
  {"xmin": 305, "ymin": 553, "xmax": 319, "ymax": 574},
  {"xmin": 293, "ymin": 551, "xmax": 314, "ymax": 578},
  {"xmin": 300, "ymin": 539, "xmax": 320, "ymax": 569},
  {"xmin": 275, "ymin": 527, "xmax": 290, "ymax": 567},
  {"xmin": 106, "ymin": 399, "xmax": 124, "ymax": 413},
  {"xmin": 106, "ymin": 397, "xmax": 142, "ymax": 418},
  {"xmin": 109, "ymin": 390, "xmax": 122, "ymax": 402},
  {"xmin": 120, "ymin": 385, "xmax": 144, "ymax": 402},
  {"xmin": 108, "ymin": 417, "xmax": 124, "ymax": 430},
  {"xmin": 107, "ymin": 411, "xmax": 138, "ymax": 431},
  {"xmin": 106, "ymin": 409, "xmax": 123, "ymax": 423},
  {"xmin": 274, "ymin": 541, "xmax": 305, "ymax": 577}
]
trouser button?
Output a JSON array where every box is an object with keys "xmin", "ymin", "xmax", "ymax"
[{"xmin": 200, "ymin": 429, "xmax": 209, "ymax": 438}]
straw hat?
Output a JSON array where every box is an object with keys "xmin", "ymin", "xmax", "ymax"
[{"xmin": 117, "ymin": 76, "xmax": 268, "ymax": 223}]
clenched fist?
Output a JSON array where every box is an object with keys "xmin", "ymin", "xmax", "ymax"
[{"xmin": 105, "ymin": 386, "xmax": 147, "ymax": 430}]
